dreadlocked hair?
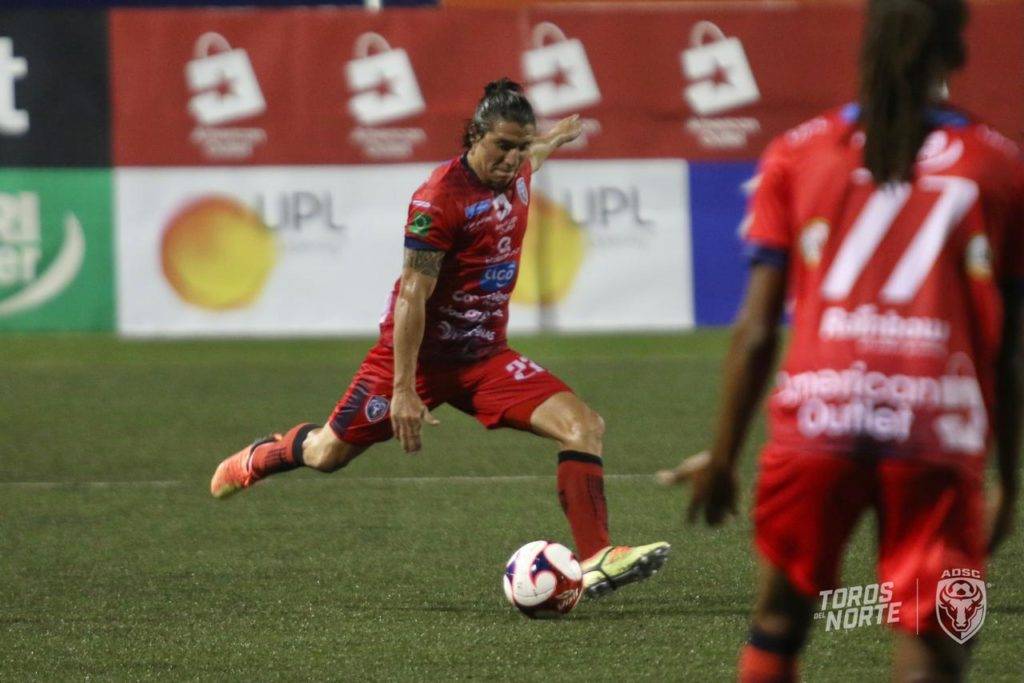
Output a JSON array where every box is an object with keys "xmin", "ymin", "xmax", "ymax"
[
  {"xmin": 859, "ymin": 0, "xmax": 967, "ymax": 184},
  {"xmin": 462, "ymin": 78, "xmax": 536, "ymax": 149}
]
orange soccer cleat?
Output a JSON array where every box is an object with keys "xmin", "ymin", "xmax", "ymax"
[{"xmin": 209, "ymin": 435, "xmax": 281, "ymax": 499}]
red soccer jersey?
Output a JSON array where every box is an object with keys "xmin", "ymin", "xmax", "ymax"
[
  {"xmin": 378, "ymin": 155, "xmax": 532, "ymax": 362},
  {"xmin": 745, "ymin": 104, "xmax": 1024, "ymax": 468}
]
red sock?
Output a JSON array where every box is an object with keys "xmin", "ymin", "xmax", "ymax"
[
  {"xmin": 249, "ymin": 423, "xmax": 317, "ymax": 479},
  {"xmin": 556, "ymin": 451, "xmax": 610, "ymax": 560},
  {"xmin": 738, "ymin": 644, "xmax": 798, "ymax": 683}
]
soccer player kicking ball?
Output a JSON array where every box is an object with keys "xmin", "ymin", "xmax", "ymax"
[
  {"xmin": 211, "ymin": 78, "xmax": 669, "ymax": 598},
  {"xmin": 661, "ymin": 1, "xmax": 1021, "ymax": 680}
]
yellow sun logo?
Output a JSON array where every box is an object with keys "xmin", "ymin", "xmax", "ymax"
[{"xmin": 161, "ymin": 196, "xmax": 276, "ymax": 310}]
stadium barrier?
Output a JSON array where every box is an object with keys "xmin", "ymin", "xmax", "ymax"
[{"xmin": 1, "ymin": 4, "xmax": 1021, "ymax": 334}]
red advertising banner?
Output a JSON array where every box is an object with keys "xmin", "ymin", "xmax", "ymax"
[
  {"xmin": 110, "ymin": 4, "xmax": 1023, "ymax": 166},
  {"xmin": 111, "ymin": 9, "xmax": 520, "ymax": 166}
]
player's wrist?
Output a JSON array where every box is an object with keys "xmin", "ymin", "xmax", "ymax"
[{"xmin": 707, "ymin": 450, "xmax": 736, "ymax": 474}]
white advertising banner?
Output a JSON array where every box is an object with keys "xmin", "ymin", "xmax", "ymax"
[
  {"xmin": 116, "ymin": 165, "xmax": 433, "ymax": 336},
  {"xmin": 116, "ymin": 160, "xmax": 692, "ymax": 337},
  {"xmin": 511, "ymin": 160, "xmax": 692, "ymax": 332}
]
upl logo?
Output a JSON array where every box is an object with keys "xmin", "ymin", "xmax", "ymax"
[
  {"xmin": 0, "ymin": 191, "xmax": 85, "ymax": 317},
  {"xmin": 0, "ymin": 37, "xmax": 29, "ymax": 136}
]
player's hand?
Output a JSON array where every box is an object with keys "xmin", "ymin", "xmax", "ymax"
[
  {"xmin": 987, "ymin": 481, "xmax": 1017, "ymax": 555},
  {"xmin": 548, "ymin": 114, "xmax": 582, "ymax": 147},
  {"xmin": 658, "ymin": 450, "xmax": 738, "ymax": 526},
  {"xmin": 390, "ymin": 387, "xmax": 439, "ymax": 454}
]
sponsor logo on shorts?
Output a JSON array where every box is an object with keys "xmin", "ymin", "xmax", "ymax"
[
  {"xmin": 364, "ymin": 395, "xmax": 390, "ymax": 423},
  {"xmin": 815, "ymin": 582, "xmax": 902, "ymax": 632},
  {"xmin": 936, "ymin": 569, "xmax": 986, "ymax": 644},
  {"xmin": 465, "ymin": 199, "xmax": 491, "ymax": 220},
  {"xmin": 480, "ymin": 262, "xmax": 516, "ymax": 292}
]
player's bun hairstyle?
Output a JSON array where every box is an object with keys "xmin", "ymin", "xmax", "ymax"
[
  {"xmin": 463, "ymin": 78, "xmax": 536, "ymax": 149},
  {"xmin": 859, "ymin": 0, "xmax": 968, "ymax": 184}
]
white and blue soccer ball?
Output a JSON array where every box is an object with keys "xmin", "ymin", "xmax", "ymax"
[{"xmin": 503, "ymin": 540, "xmax": 583, "ymax": 619}]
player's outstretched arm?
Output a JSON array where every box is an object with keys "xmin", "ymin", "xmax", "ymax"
[
  {"xmin": 391, "ymin": 248, "xmax": 443, "ymax": 453},
  {"xmin": 661, "ymin": 263, "xmax": 786, "ymax": 526},
  {"xmin": 530, "ymin": 114, "xmax": 582, "ymax": 172},
  {"xmin": 991, "ymin": 284, "xmax": 1023, "ymax": 553}
]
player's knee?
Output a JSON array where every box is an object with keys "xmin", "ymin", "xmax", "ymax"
[
  {"xmin": 301, "ymin": 429, "xmax": 351, "ymax": 473},
  {"xmin": 565, "ymin": 408, "xmax": 605, "ymax": 451}
]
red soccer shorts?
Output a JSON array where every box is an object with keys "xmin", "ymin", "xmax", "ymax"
[
  {"xmin": 753, "ymin": 444, "xmax": 986, "ymax": 635},
  {"xmin": 327, "ymin": 343, "xmax": 572, "ymax": 445}
]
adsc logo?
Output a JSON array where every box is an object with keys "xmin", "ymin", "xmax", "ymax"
[
  {"xmin": 936, "ymin": 569, "xmax": 986, "ymax": 644},
  {"xmin": 0, "ymin": 192, "xmax": 85, "ymax": 317}
]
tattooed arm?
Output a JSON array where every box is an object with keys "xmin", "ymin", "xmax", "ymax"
[{"xmin": 391, "ymin": 248, "xmax": 445, "ymax": 453}]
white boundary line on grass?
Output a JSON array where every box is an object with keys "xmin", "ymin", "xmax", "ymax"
[{"xmin": 0, "ymin": 473, "xmax": 656, "ymax": 489}]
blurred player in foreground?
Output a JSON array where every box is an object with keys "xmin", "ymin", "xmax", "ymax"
[
  {"xmin": 660, "ymin": 0, "xmax": 1021, "ymax": 679},
  {"xmin": 211, "ymin": 78, "xmax": 669, "ymax": 598}
]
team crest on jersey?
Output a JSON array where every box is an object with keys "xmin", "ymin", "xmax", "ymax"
[
  {"xmin": 965, "ymin": 233, "xmax": 993, "ymax": 281},
  {"xmin": 364, "ymin": 395, "xmax": 390, "ymax": 423},
  {"xmin": 516, "ymin": 177, "xmax": 529, "ymax": 205},
  {"xmin": 917, "ymin": 130, "xmax": 964, "ymax": 174},
  {"xmin": 799, "ymin": 219, "xmax": 829, "ymax": 266}
]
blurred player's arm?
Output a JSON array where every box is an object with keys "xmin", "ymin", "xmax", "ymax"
[
  {"xmin": 991, "ymin": 282, "xmax": 1023, "ymax": 552},
  {"xmin": 391, "ymin": 248, "xmax": 444, "ymax": 453},
  {"xmin": 530, "ymin": 114, "xmax": 582, "ymax": 172},
  {"xmin": 659, "ymin": 262, "xmax": 787, "ymax": 525}
]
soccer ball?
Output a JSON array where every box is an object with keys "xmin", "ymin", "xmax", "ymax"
[{"xmin": 503, "ymin": 540, "xmax": 583, "ymax": 619}]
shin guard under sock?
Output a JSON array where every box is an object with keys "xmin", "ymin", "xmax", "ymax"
[{"xmin": 556, "ymin": 450, "xmax": 610, "ymax": 560}]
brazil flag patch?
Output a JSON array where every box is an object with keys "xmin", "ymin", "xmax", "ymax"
[{"xmin": 408, "ymin": 212, "xmax": 432, "ymax": 237}]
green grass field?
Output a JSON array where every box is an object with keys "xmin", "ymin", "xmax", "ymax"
[{"xmin": 2, "ymin": 332, "xmax": 1022, "ymax": 681}]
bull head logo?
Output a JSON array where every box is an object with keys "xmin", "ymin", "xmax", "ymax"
[{"xmin": 935, "ymin": 576, "xmax": 986, "ymax": 644}]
